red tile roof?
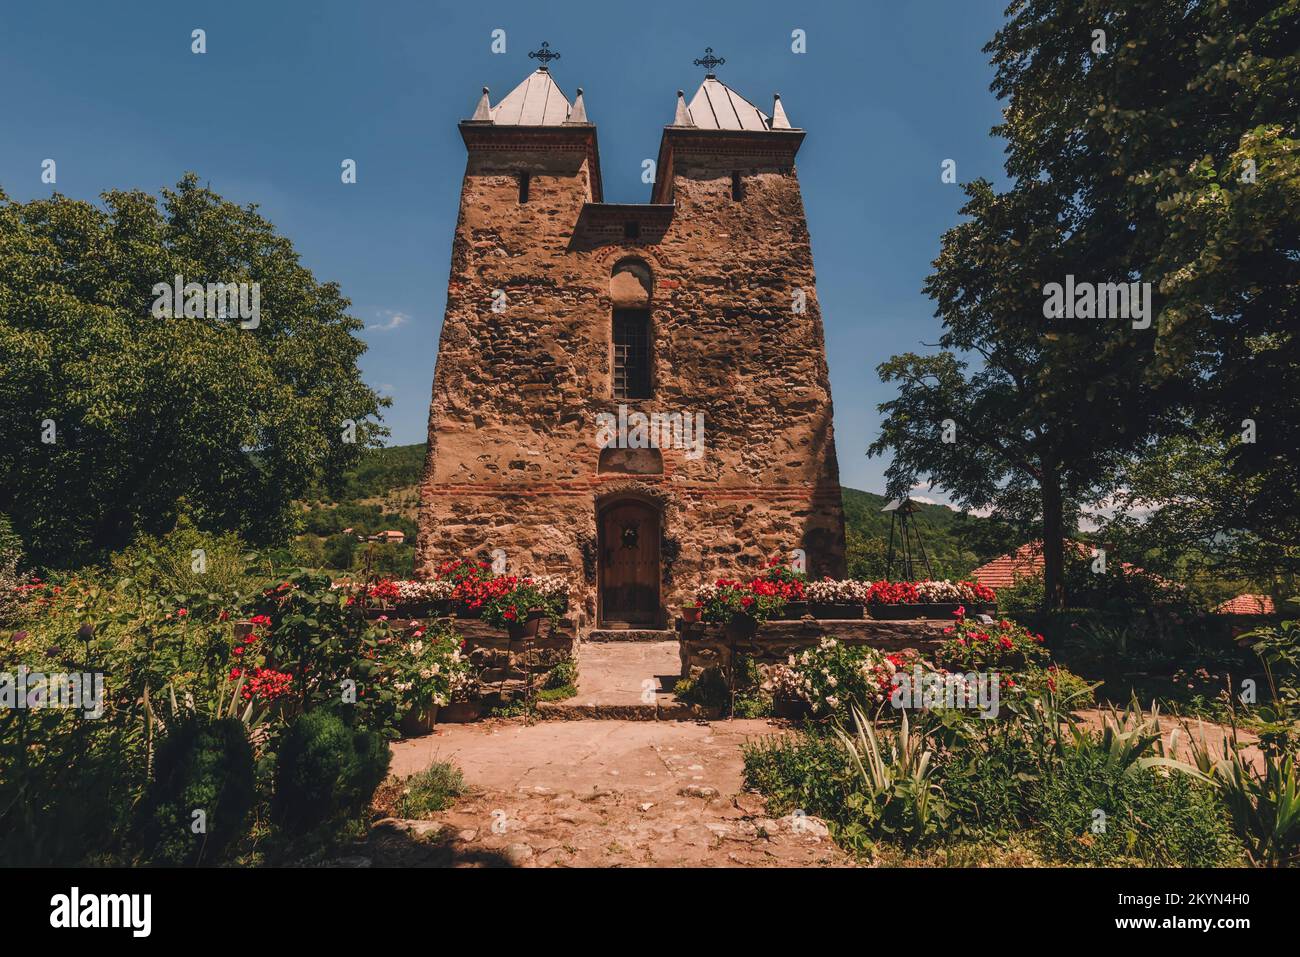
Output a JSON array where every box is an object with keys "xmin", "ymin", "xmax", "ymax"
[
  {"xmin": 1212, "ymin": 594, "xmax": 1275, "ymax": 615},
  {"xmin": 969, "ymin": 543, "xmax": 1053, "ymax": 590},
  {"xmin": 969, "ymin": 540, "xmax": 1161, "ymax": 590}
]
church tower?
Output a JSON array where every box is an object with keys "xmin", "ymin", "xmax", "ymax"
[{"xmin": 417, "ymin": 55, "xmax": 845, "ymax": 632}]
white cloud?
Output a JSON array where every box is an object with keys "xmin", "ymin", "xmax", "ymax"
[{"xmin": 367, "ymin": 309, "xmax": 410, "ymax": 332}]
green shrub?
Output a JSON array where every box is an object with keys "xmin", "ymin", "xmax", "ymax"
[
  {"xmin": 545, "ymin": 656, "xmax": 577, "ymax": 690},
  {"xmin": 272, "ymin": 711, "xmax": 390, "ymax": 840},
  {"xmin": 1029, "ymin": 748, "xmax": 1244, "ymax": 866},
  {"xmin": 674, "ymin": 667, "xmax": 730, "ymax": 712},
  {"xmin": 395, "ymin": 762, "xmax": 465, "ymax": 818},
  {"xmin": 938, "ymin": 724, "xmax": 1039, "ymax": 837},
  {"xmin": 138, "ymin": 717, "xmax": 256, "ymax": 865},
  {"xmin": 1, "ymin": 741, "xmax": 135, "ymax": 866},
  {"xmin": 742, "ymin": 731, "xmax": 858, "ymax": 823}
]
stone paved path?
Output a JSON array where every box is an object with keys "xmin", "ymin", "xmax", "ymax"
[{"xmin": 368, "ymin": 718, "xmax": 850, "ymax": 867}]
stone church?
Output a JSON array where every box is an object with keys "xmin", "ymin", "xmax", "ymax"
[{"xmin": 416, "ymin": 57, "xmax": 845, "ymax": 632}]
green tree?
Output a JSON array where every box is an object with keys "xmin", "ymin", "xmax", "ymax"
[
  {"xmin": 871, "ymin": 179, "xmax": 1155, "ymax": 609},
  {"xmin": 986, "ymin": 0, "xmax": 1300, "ymax": 580},
  {"xmin": 0, "ymin": 175, "xmax": 387, "ymax": 567},
  {"xmin": 873, "ymin": 0, "xmax": 1299, "ymax": 607}
]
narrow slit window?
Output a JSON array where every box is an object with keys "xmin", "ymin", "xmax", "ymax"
[
  {"xmin": 518, "ymin": 172, "xmax": 530, "ymax": 204},
  {"xmin": 731, "ymin": 170, "xmax": 744, "ymax": 201},
  {"xmin": 612, "ymin": 308, "xmax": 651, "ymax": 400}
]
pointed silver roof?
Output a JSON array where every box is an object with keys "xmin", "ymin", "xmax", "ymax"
[
  {"xmin": 674, "ymin": 75, "xmax": 787, "ymax": 131},
  {"xmin": 474, "ymin": 68, "xmax": 586, "ymax": 126}
]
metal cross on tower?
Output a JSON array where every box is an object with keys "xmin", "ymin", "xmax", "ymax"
[
  {"xmin": 693, "ymin": 47, "xmax": 725, "ymax": 73},
  {"xmin": 529, "ymin": 42, "xmax": 561, "ymax": 67}
]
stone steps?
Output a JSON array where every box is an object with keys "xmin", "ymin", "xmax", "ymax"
[
  {"xmin": 585, "ymin": 628, "xmax": 678, "ymax": 643},
  {"xmin": 535, "ymin": 698, "xmax": 697, "ymax": 721},
  {"xmin": 535, "ymin": 640, "xmax": 699, "ymax": 722}
]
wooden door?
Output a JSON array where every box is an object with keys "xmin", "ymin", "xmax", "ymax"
[{"xmin": 599, "ymin": 501, "xmax": 660, "ymax": 626}]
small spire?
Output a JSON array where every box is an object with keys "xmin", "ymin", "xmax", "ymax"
[
  {"xmin": 567, "ymin": 87, "xmax": 588, "ymax": 123},
  {"xmin": 770, "ymin": 92, "xmax": 791, "ymax": 130},
  {"xmin": 673, "ymin": 89, "xmax": 693, "ymax": 126},
  {"xmin": 471, "ymin": 86, "xmax": 491, "ymax": 122}
]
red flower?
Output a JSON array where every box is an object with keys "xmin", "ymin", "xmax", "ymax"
[{"xmin": 176, "ymin": 608, "xmax": 188, "ymax": 617}]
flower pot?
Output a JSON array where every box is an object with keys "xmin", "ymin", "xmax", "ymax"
[
  {"xmin": 869, "ymin": 602, "xmax": 996, "ymax": 620},
  {"xmin": 773, "ymin": 697, "xmax": 812, "ymax": 720},
  {"xmin": 809, "ymin": 602, "xmax": 864, "ymax": 620},
  {"xmin": 454, "ymin": 602, "xmax": 483, "ymax": 620},
  {"xmin": 399, "ymin": 703, "xmax": 440, "ymax": 737},
  {"xmin": 396, "ymin": 599, "xmax": 445, "ymax": 619},
  {"xmin": 507, "ymin": 608, "xmax": 547, "ymax": 641},
  {"xmin": 439, "ymin": 701, "xmax": 483, "ymax": 723},
  {"xmin": 680, "ymin": 606, "xmax": 703, "ymax": 624},
  {"xmin": 773, "ymin": 601, "xmax": 809, "ymax": 620}
]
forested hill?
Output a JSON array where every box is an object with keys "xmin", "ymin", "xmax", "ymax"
[{"xmin": 310, "ymin": 444, "xmax": 993, "ymax": 579}]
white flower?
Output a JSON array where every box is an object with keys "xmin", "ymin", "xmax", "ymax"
[{"xmin": 806, "ymin": 579, "xmax": 872, "ymax": 604}]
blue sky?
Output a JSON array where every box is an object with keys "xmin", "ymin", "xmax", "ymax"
[{"xmin": 0, "ymin": 0, "xmax": 1011, "ymax": 496}]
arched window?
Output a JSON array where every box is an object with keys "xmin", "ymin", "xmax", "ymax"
[{"xmin": 610, "ymin": 260, "xmax": 653, "ymax": 400}]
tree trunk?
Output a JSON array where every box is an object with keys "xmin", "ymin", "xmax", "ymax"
[{"xmin": 1040, "ymin": 470, "xmax": 1067, "ymax": 612}]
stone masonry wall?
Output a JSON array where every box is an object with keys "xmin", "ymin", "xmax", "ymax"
[
  {"xmin": 417, "ymin": 126, "xmax": 845, "ymax": 632},
  {"xmin": 678, "ymin": 619, "xmax": 950, "ymax": 681}
]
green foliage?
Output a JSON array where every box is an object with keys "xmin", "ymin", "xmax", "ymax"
[
  {"xmin": 833, "ymin": 707, "xmax": 950, "ymax": 849},
  {"xmin": 937, "ymin": 720, "xmax": 1039, "ymax": 837},
  {"xmin": 271, "ymin": 710, "xmax": 390, "ymax": 840},
  {"xmin": 673, "ymin": 667, "xmax": 730, "ymax": 712},
  {"xmin": 1030, "ymin": 748, "xmax": 1243, "ymax": 867},
  {"xmin": 742, "ymin": 731, "xmax": 859, "ymax": 829},
  {"xmin": 0, "ymin": 513, "xmax": 22, "ymax": 625},
  {"xmin": 1240, "ymin": 606, "xmax": 1300, "ymax": 725},
  {"xmin": 536, "ymin": 656, "xmax": 578, "ymax": 701},
  {"xmin": 394, "ymin": 763, "xmax": 465, "ymax": 819},
  {"xmin": 252, "ymin": 568, "xmax": 402, "ymax": 733},
  {"xmin": 138, "ymin": 716, "xmax": 256, "ymax": 865},
  {"xmin": 0, "ymin": 175, "xmax": 387, "ymax": 569},
  {"xmin": 1099, "ymin": 431, "xmax": 1298, "ymax": 598},
  {"xmin": 1183, "ymin": 721, "xmax": 1300, "ymax": 867},
  {"xmin": 324, "ymin": 442, "xmax": 425, "ymax": 501}
]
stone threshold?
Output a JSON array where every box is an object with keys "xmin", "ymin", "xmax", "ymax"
[{"xmin": 585, "ymin": 628, "xmax": 678, "ymax": 643}]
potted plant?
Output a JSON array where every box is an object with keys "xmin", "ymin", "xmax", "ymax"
[
  {"xmin": 482, "ymin": 578, "xmax": 564, "ymax": 637},
  {"xmin": 757, "ymin": 560, "xmax": 809, "ymax": 619},
  {"xmin": 867, "ymin": 580, "xmax": 997, "ymax": 619},
  {"xmin": 389, "ymin": 622, "xmax": 473, "ymax": 737},
  {"xmin": 395, "ymin": 578, "xmax": 455, "ymax": 618},
  {"xmin": 680, "ymin": 604, "xmax": 703, "ymax": 624},
  {"xmin": 695, "ymin": 579, "xmax": 787, "ymax": 635},
  {"xmin": 806, "ymin": 579, "xmax": 869, "ymax": 619},
  {"xmin": 437, "ymin": 558, "xmax": 495, "ymax": 618}
]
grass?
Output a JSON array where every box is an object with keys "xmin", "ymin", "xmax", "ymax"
[{"xmin": 394, "ymin": 762, "xmax": 465, "ymax": 819}]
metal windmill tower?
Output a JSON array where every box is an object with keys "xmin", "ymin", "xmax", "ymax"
[{"xmin": 883, "ymin": 497, "xmax": 934, "ymax": 581}]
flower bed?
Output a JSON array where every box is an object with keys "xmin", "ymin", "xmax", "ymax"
[
  {"xmin": 866, "ymin": 580, "xmax": 996, "ymax": 619},
  {"xmin": 692, "ymin": 560, "xmax": 807, "ymax": 627},
  {"xmin": 767, "ymin": 637, "xmax": 930, "ymax": 719},
  {"xmin": 335, "ymin": 562, "xmax": 571, "ymax": 625}
]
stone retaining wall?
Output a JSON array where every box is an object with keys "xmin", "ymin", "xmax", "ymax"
[
  {"xmin": 395, "ymin": 616, "xmax": 577, "ymax": 705},
  {"xmin": 677, "ymin": 618, "xmax": 949, "ymax": 680}
]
